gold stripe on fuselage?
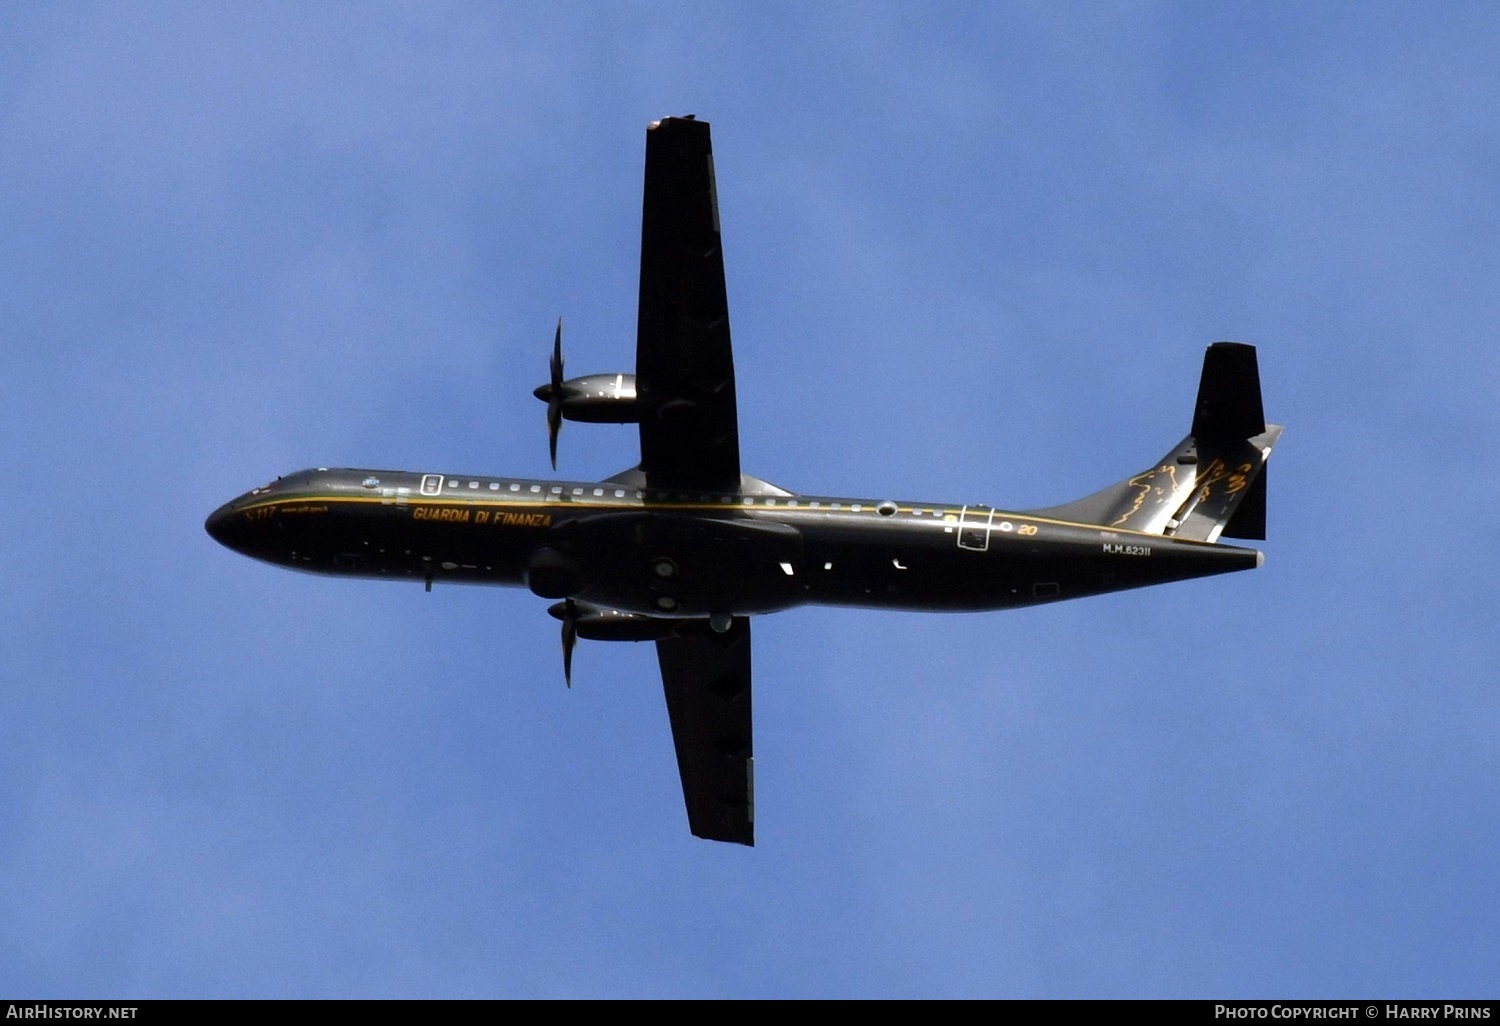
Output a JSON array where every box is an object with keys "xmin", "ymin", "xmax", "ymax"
[{"xmin": 229, "ymin": 491, "xmax": 1204, "ymax": 543}]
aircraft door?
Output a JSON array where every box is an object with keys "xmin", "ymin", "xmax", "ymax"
[{"xmin": 957, "ymin": 505, "xmax": 994, "ymax": 551}]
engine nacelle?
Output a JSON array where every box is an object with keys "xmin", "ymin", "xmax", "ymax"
[
  {"xmin": 547, "ymin": 601, "xmax": 682, "ymax": 641},
  {"xmin": 533, "ymin": 373, "xmax": 640, "ymax": 423}
]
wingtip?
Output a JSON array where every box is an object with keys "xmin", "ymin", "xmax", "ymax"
[{"xmin": 648, "ymin": 114, "xmax": 700, "ymax": 131}]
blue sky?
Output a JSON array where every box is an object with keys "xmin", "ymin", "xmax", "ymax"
[{"xmin": 3, "ymin": 2, "xmax": 1498, "ymax": 998}]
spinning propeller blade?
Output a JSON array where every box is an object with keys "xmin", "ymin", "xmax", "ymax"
[
  {"xmin": 560, "ymin": 597, "xmax": 578, "ymax": 688},
  {"xmin": 547, "ymin": 317, "xmax": 564, "ymax": 470}
]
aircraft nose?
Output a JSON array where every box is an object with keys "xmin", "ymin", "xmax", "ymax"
[{"xmin": 204, "ymin": 501, "xmax": 239, "ymax": 548}]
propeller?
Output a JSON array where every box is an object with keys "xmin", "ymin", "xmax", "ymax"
[
  {"xmin": 560, "ymin": 597, "xmax": 578, "ymax": 688},
  {"xmin": 546, "ymin": 318, "xmax": 564, "ymax": 469}
]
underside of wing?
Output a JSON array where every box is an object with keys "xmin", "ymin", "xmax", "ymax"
[
  {"xmin": 656, "ymin": 617, "xmax": 754, "ymax": 846},
  {"xmin": 636, "ymin": 116, "xmax": 754, "ymax": 846},
  {"xmin": 635, "ymin": 116, "xmax": 741, "ymax": 493}
]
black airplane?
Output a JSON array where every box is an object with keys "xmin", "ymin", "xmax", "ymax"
[{"xmin": 206, "ymin": 116, "xmax": 1282, "ymax": 847}]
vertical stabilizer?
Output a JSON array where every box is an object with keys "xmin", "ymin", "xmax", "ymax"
[{"xmin": 1193, "ymin": 341, "xmax": 1266, "ymax": 440}]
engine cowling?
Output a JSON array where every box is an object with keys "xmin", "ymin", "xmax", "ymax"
[
  {"xmin": 533, "ymin": 373, "xmax": 640, "ymax": 423},
  {"xmin": 547, "ymin": 600, "xmax": 681, "ymax": 641}
]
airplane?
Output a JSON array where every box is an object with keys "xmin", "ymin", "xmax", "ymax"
[{"xmin": 205, "ymin": 115, "xmax": 1282, "ymax": 847}]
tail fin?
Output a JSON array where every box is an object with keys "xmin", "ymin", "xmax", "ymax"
[{"xmin": 1027, "ymin": 342, "xmax": 1281, "ymax": 542}]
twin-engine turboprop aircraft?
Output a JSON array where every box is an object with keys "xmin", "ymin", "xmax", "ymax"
[{"xmin": 206, "ymin": 116, "xmax": 1282, "ymax": 847}]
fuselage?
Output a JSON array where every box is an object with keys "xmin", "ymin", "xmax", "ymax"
[{"xmin": 205, "ymin": 467, "xmax": 1261, "ymax": 618}]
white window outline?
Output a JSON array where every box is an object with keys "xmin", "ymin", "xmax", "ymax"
[{"xmin": 957, "ymin": 505, "xmax": 995, "ymax": 551}]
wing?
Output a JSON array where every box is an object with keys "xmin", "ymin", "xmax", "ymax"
[
  {"xmin": 656, "ymin": 617, "xmax": 754, "ymax": 846},
  {"xmin": 635, "ymin": 116, "xmax": 742, "ymax": 493},
  {"xmin": 636, "ymin": 116, "xmax": 754, "ymax": 845}
]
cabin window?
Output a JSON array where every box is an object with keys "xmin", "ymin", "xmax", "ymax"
[
  {"xmin": 594, "ymin": 488, "xmax": 604, "ymax": 497},
  {"xmin": 529, "ymin": 485, "xmax": 541, "ymax": 493},
  {"xmin": 489, "ymin": 482, "xmax": 499, "ymax": 491},
  {"xmin": 851, "ymin": 504, "xmax": 863, "ymax": 512},
  {"xmin": 468, "ymin": 481, "xmax": 478, "ymax": 489},
  {"xmin": 809, "ymin": 501, "xmax": 820, "ymax": 509},
  {"xmin": 614, "ymin": 490, "xmax": 625, "ymax": 498},
  {"xmin": 572, "ymin": 487, "xmax": 583, "ymax": 496},
  {"xmin": 786, "ymin": 500, "xmax": 798, "ymax": 508},
  {"xmin": 447, "ymin": 480, "xmax": 459, "ymax": 488},
  {"xmin": 551, "ymin": 486, "xmax": 563, "ymax": 495},
  {"xmin": 510, "ymin": 483, "xmax": 520, "ymax": 491},
  {"xmin": 362, "ymin": 476, "xmax": 380, "ymax": 489}
]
